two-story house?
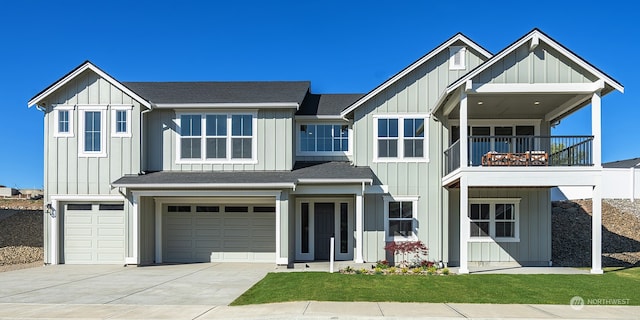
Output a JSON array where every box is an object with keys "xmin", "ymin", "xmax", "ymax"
[{"xmin": 29, "ymin": 29, "xmax": 623, "ymax": 274}]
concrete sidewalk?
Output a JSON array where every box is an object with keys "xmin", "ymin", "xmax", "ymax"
[{"xmin": 0, "ymin": 301, "xmax": 637, "ymax": 319}]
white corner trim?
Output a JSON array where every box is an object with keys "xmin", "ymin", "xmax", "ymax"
[
  {"xmin": 340, "ymin": 34, "xmax": 492, "ymax": 117},
  {"xmin": 28, "ymin": 62, "xmax": 151, "ymax": 109}
]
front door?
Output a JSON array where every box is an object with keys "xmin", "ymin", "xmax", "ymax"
[{"xmin": 314, "ymin": 203, "xmax": 335, "ymax": 260}]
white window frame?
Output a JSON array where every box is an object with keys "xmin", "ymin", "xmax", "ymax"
[
  {"xmin": 111, "ymin": 105, "xmax": 132, "ymax": 137},
  {"xmin": 53, "ymin": 105, "xmax": 75, "ymax": 137},
  {"xmin": 296, "ymin": 122, "xmax": 352, "ymax": 156},
  {"xmin": 176, "ymin": 111, "xmax": 258, "ymax": 164},
  {"xmin": 373, "ymin": 114, "xmax": 429, "ymax": 163},
  {"xmin": 449, "ymin": 46, "xmax": 466, "ymax": 70},
  {"xmin": 468, "ymin": 198, "xmax": 520, "ymax": 243},
  {"xmin": 78, "ymin": 105, "xmax": 108, "ymax": 158},
  {"xmin": 383, "ymin": 195, "xmax": 419, "ymax": 242}
]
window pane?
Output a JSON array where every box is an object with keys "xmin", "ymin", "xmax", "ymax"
[
  {"xmin": 85, "ymin": 111, "xmax": 101, "ymax": 152},
  {"xmin": 232, "ymin": 138, "xmax": 252, "ymax": 158},
  {"xmin": 340, "ymin": 203, "xmax": 348, "ymax": 253},
  {"xmin": 58, "ymin": 111, "xmax": 69, "ymax": 133},
  {"xmin": 300, "ymin": 124, "xmax": 316, "ymax": 152},
  {"xmin": 196, "ymin": 206, "xmax": 219, "ymax": 212},
  {"xmin": 389, "ymin": 220, "xmax": 412, "ymax": 237},
  {"xmin": 378, "ymin": 119, "xmax": 388, "ymax": 137},
  {"xmin": 404, "ymin": 119, "xmax": 414, "ymax": 137},
  {"xmin": 496, "ymin": 204, "xmax": 514, "ymax": 220},
  {"xmin": 206, "ymin": 115, "xmax": 227, "ymax": 136},
  {"xmin": 388, "ymin": 119, "xmax": 398, "ymax": 137},
  {"xmin": 496, "ymin": 222, "xmax": 515, "ymax": 237},
  {"xmin": 232, "ymin": 115, "xmax": 252, "ymax": 136},
  {"xmin": 181, "ymin": 138, "xmax": 201, "ymax": 158},
  {"xmin": 389, "ymin": 201, "xmax": 400, "ymax": 218},
  {"xmin": 470, "ymin": 221, "xmax": 490, "ymax": 237},
  {"xmin": 415, "ymin": 119, "xmax": 424, "ymax": 137},
  {"xmin": 181, "ymin": 115, "xmax": 201, "ymax": 136},
  {"xmin": 206, "ymin": 138, "xmax": 226, "ymax": 158},
  {"xmin": 401, "ymin": 201, "xmax": 412, "ymax": 218},
  {"xmin": 301, "ymin": 203, "xmax": 309, "ymax": 253},
  {"xmin": 378, "ymin": 140, "xmax": 388, "ymax": 157},
  {"xmin": 480, "ymin": 204, "xmax": 490, "ymax": 219},
  {"xmin": 168, "ymin": 205, "xmax": 191, "ymax": 212},
  {"xmin": 116, "ymin": 110, "xmax": 127, "ymax": 133}
]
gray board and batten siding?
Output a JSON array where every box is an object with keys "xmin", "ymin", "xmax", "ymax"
[{"xmin": 352, "ymin": 41, "xmax": 490, "ymax": 263}]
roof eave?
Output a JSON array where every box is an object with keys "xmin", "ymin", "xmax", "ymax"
[
  {"xmin": 154, "ymin": 102, "xmax": 300, "ymax": 109},
  {"xmin": 111, "ymin": 182, "xmax": 297, "ymax": 189}
]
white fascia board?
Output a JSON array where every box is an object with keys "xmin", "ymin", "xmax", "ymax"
[
  {"xmin": 446, "ymin": 30, "xmax": 624, "ymax": 96},
  {"xmin": 49, "ymin": 194, "xmax": 126, "ymax": 201},
  {"xmin": 296, "ymin": 178, "xmax": 373, "ymax": 184},
  {"xmin": 341, "ymin": 34, "xmax": 492, "ymax": 118},
  {"xmin": 295, "ymin": 115, "xmax": 347, "ymax": 120},
  {"xmin": 154, "ymin": 102, "xmax": 299, "ymax": 109},
  {"xmin": 111, "ymin": 182, "xmax": 296, "ymax": 189},
  {"xmin": 471, "ymin": 82, "xmax": 604, "ymax": 94},
  {"xmin": 28, "ymin": 62, "xmax": 151, "ymax": 109}
]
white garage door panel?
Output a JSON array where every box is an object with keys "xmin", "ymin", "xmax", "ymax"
[
  {"xmin": 164, "ymin": 208, "xmax": 275, "ymax": 263},
  {"xmin": 64, "ymin": 206, "xmax": 125, "ymax": 264}
]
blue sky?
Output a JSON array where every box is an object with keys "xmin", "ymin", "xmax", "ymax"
[{"xmin": 0, "ymin": 1, "xmax": 636, "ymax": 188}]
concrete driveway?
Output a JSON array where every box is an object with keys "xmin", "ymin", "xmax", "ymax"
[{"xmin": 0, "ymin": 263, "xmax": 273, "ymax": 306}]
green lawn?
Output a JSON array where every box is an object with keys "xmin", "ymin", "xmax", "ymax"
[{"xmin": 231, "ymin": 267, "xmax": 640, "ymax": 306}]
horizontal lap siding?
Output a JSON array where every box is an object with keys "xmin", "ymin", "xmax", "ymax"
[
  {"xmin": 45, "ymin": 69, "xmax": 141, "ymax": 197},
  {"xmin": 476, "ymin": 43, "xmax": 598, "ymax": 85},
  {"xmin": 355, "ymin": 43, "xmax": 488, "ymax": 263},
  {"xmin": 147, "ymin": 109, "xmax": 294, "ymax": 171}
]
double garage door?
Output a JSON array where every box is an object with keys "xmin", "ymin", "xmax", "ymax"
[
  {"xmin": 163, "ymin": 203, "xmax": 276, "ymax": 263},
  {"xmin": 63, "ymin": 203, "xmax": 126, "ymax": 264}
]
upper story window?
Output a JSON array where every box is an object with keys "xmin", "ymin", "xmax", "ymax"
[
  {"xmin": 384, "ymin": 196, "xmax": 418, "ymax": 241},
  {"xmin": 469, "ymin": 198, "xmax": 520, "ymax": 242},
  {"xmin": 298, "ymin": 123, "xmax": 350, "ymax": 155},
  {"xmin": 177, "ymin": 112, "xmax": 256, "ymax": 163},
  {"xmin": 449, "ymin": 46, "xmax": 466, "ymax": 70},
  {"xmin": 374, "ymin": 115, "xmax": 427, "ymax": 162},
  {"xmin": 53, "ymin": 105, "xmax": 74, "ymax": 137},
  {"xmin": 111, "ymin": 105, "xmax": 132, "ymax": 137},
  {"xmin": 78, "ymin": 105, "xmax": 107, "ymax": 157}
]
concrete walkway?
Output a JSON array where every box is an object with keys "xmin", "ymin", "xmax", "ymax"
[{"xmin": 0, "ymin": 301, "xmax": 637, "ymax": 319}]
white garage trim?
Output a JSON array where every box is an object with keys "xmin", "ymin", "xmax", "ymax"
[{"xmin": 48, "ymin": 194, "xmax": 125, "ymax": 265}]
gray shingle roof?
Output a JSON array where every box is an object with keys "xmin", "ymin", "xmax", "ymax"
[
  {"xmin": 603, "ymin": 158, "xmax": 640, "ymax": 168},
  {"xmin": 122, "ymin": 81, "xmax": 310, "ymax": 105},
  {"xmin": 111, "ymin": 162, "xmax": 375, "ymax": 187},
  {"xmin": 297, "ymin": 94, "xmax": 364, "ymax": 116}
]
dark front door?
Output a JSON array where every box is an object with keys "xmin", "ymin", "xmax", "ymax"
[{"xmin": 314, "ymin": 203, "xmax": 335, "ymax": 260}]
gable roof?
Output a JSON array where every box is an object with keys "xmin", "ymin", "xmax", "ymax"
[
  {"xmin": 444, "ymin": 28, "xmax": 624, "ymax": 97},
  {"xmin": 28, "ymin": 61, "xmax": 151, "ymax": 109},
  {"xmin": 340, "ymin": 33, "xmax": 493, "ymax": 117},
  {"xmin": 603, "ymin": 157, "xmax": 640, "ymax": 169},
  {"xmin": 297, "ymin": 93, "xmax": 364, "ymax": 117},
  {"xmin": 124, "ymin": 81, "xmax": 310, "ymax": 108}
]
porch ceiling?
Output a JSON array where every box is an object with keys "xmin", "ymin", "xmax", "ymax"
[{"xmin": 447, "ymin": 93, "xmax": 589, "ymax": 120}]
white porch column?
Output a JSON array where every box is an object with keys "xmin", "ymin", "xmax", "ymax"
[
  {"xmin": 591, "ymin": 91, "xmax": 602, "ymax": 167},
  {"xmin": 126, "ymin": 194, "xmax": 140, "ymax": 265},
  {"xmin": 50, "ymin": 199, "xmax": 59, "ymax": 265},
  {"xmin": 355, "ymin": 193, "xmax": 364, "ymax": 263},
  {"xmin": 154, "ymin": 199, "xmax": 162, "ymax": 264},
  {"xmin": 459, "ymin": 176, "xmax": 469, "ymax": 274},
  {"xmin": 460, "ymin": 91, "xmax": 468, "ymax": 168},
  {"xmin": 275, "ymin": 192, "xmax": 288, "ymax": 265},
  {"xmin": 591, "ymin": 182, "xmax": 603, "ymax": 274}
]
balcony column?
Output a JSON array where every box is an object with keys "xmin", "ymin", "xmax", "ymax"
[
  {"xmin": 458, "ymin": 175, "xmax": 469, "ymax": 274},
  {"xmin": 460, "ymin": 91, "xmax": 468, "ymax": 168},
  {"xmin": 591, "ymin": 181, "xmax": 603, "ymax": 274},
  {"xmin": 591, "ymin": 91, "xmax": 602, "ymax": 167}
]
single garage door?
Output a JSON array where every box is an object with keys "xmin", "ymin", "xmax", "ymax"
[
  {"xmin": 63, "ymin": 203, "xmax": 126, "ymax": 264},
  {"xmin": 163, "ymin": 203, "xmax": 276, "ymax": 263}
]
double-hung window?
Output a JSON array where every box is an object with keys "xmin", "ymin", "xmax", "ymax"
[
  {"xmin": 384, "ymin": 196, "xmax": 418, "ymax": 241},
  {"xmin": 469, "ymin": 199, "xmax": 520, "ymax": 242},
  {"xmin": 53, "ymin": 105, "xmax": 74, "ymax": 137},
  {"xmin": 178, "ymin": 112, "xmax": 256, "ymax": 163},
  {"xmin": 374, "ymin": 115, "xmax": 427, "ymax": 162},
  {"xmin": 78, "ymin": 105, "xmax": 107, "ymax": 157},
  {"xmin": 298, "ymin": 123, "xmax": 350, "ymax": 155}
]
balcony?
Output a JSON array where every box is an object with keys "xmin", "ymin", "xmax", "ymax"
[{"xmin": 443, "ymin": 135, "xmax": 594, "ymax": 176}]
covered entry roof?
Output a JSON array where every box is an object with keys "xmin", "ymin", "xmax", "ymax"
[{"xmin": 111, "ymin": 161, "xmax": 376, "ymax": 189}]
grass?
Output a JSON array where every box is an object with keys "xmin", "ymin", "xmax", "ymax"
[{"xmin": 231, "ymin": 267, "xmax": 640, "ymax": 306}]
